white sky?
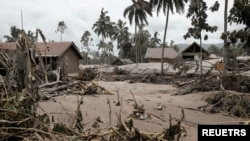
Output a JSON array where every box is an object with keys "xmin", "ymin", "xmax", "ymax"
[{"xmin": 0, "ymin": 0, "xmax": 244, "ymax": 55}]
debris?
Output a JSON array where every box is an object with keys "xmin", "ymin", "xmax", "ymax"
[{"xmin": 200, "ymin": 91, "xmax": 250, "ymax": 118}]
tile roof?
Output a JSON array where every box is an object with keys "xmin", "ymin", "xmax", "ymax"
[
  {"xmin": 0, "ymin": 41, "xmax": 83, "ymax": 59},
  {"xmin": 144, "ymin": 47, "xmax": 179, "ymax": 59}
]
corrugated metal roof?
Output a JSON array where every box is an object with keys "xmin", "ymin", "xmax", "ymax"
[{"xmin": 144, "ymin": 47, "xmax": 179, "ymax": 59}]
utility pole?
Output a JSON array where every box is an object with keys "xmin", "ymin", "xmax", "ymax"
[{"xmin": 21, "ymin": 9, "xmax": 23, "ymax": 30}]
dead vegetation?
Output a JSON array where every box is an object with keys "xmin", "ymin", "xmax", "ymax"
[
  {"xmin": 0, "ymin": 28, "xmax": 250, "ymax": 140},
  {"xmin": 199, "ymin": 91, "xmax": 250, "ymax": 118},
  {"xmin": 95, "ymin": 59, "xmax": 250, "ymax": 120},
  {"xmin": 0, "ymin": 30, "xmax": 188, "ymax": 141}
]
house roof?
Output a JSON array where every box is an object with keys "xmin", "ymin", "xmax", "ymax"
[
  {"xmin": 181, "ymin": 42, "xmax": 208, "ymax": 54},
  {"xmin": 119, "ymin": 59, "xmax": 133, "ymax": 64},
  {"xmin": 112, "ymin": 58, "xmax": 134, "ymax": 65},
  {"xmin": 0, "ymin": 41, "xmax": 83, "ymax": 59},
  {"xmin": 144, "ymin": 47, "xmax": 179, "ymax": 59}
]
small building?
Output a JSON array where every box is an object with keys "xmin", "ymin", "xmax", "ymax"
[
  {"xmin": 181, "ymin": 42, "xmax": 209, "ymax": 61},
  {"xmin": 0, "ymin": 41, "xmax": 83, "ymax": 74},
  {"xmin": 144, "ymin": 47, "xmax": 179, "ymax": 63},
  {"xmin": 112, "ymin": 58, "xmax": 134, "ymax": 66}
]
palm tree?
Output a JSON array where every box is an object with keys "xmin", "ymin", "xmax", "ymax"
[
  {"xmin": 92, "ymin": 8, "xmax": 115, "ymax": 39},
  {"xmin": 97, "ymin": 40, "xmax": 107, "ymax": 64},
  {"xmin": 93, "ymin": 8, "xmax": 116, "ymax": 64},
  {"xmin": 124, "ymin": 0, "xmax": 152, "ymax": 65},
  {"xmin": 4, "ymin": 26, "xmax": 21, "ymax": 42},
  {"xmin": 137, "ymin": 24, "xmax": 151, "ymax": 62},
  {"xmin": 113, "ymin": 19, "xmax": 131, "ymax": 58},
  {"xmin": 107, "ymin": 41, "xmax": 114, "ymax": 63},
  {"xmin": 149, "ymin": 31, "xmax": 161, "ymax": 47},
  {"xmin": 170, "ymin": 40, "xmax": 180, "ymax": 53},
  {"xmin": 81, "ymin": 30, "xmax": 92, "ymax": 64},
  {"xmin": 55, "ymin": 21, "xmax": 67, "ymax": 43},
  {"xmin": 150, "ymin": 0, "xmax": 187, "ymax": 75}
]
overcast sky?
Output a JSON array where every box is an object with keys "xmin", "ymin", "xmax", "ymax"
[{"xmin": 0, "ymin": 0, "xmax": 243, "ymax": 54}]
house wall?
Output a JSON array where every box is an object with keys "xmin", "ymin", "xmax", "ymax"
[
  {"xmin": 146, "ymin": 58, "xmax": 179, "ymax": 63},
  {"xmin": 182, "ymin": 52, "xmax": 208, "ymax": 61},
  {"xmin": 59, "ymin": 47, "xmax": 80, "ymax": 73}
]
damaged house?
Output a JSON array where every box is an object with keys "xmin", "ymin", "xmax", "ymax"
[
  {"xmin": 181, "ymin": 42, "xmax": 209, "ymax": 61},
  {"xmin": 0, "ymin": 41, "xmax": 83, "ymax": 75}
]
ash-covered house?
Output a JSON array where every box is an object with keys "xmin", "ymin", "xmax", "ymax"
[
  {"xmin": 144, "ymin": 47, "xmax": 180, "ymax": 63},
  {"xmin": 181, "ymin": 42, "xmax": 209, "ymax": 61},
  {"xmin": 111, "ymin": 58, "xmax": 134, "ymax": 66},
  {"xmin": 0, "ymin": 41, "xmax": 83, "ymax": 75}
]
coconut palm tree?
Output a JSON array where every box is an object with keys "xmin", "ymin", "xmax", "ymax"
[
  {"xmin": 92, "ymin": 8, "xmax": 115, "ymax": 39},
  {"xmin": 107, "ymin": 41, "xmax": 114, "ymax": 63},
  {"xmin": 97, "ymin": 40, "xmax": 107, "ymax": 64},
  {"xmin": 93, "ymin": 8, "xmax": 116, "ymax": 64},
  {"xmin": 137, "ymin": 24, "xmax": 151, "ymax": 62},
  {"xmin": 113, "ymin": 19, "xmax": 130, "ymax": 57},
  {"xmin": 55, "ymin": 21, "xmax": 67, "ymax": 43},
  {"xmin": 123, "ymin": 0, "xmax": 152, "ymax": 65},
  {"xmin": 4, "ymin": 26, "xmax": 21, "ymax": 42},
  {"xmin": 4, "ymin": 26, "xmax": 37, "ymax": 43},
  {"xmin": 150, "ymin": 0, "xmax": 188, "ymax": 75},
  {"xmin": 81, "ymin": 30, "xmax": 92, "ymax": 64},
  {"xmin": 149, "ymin": 31, "xmax": 161, "ymax": 48}
]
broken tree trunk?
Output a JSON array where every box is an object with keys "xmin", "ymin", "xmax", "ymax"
[{"xmin": 46, "ymin": 80, "xmax": 81, "ymax": 94}]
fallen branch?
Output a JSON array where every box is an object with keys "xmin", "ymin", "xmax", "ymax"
[{"xmin": 46, "ymin": 80, "xmax": 81, "ymax": 94}]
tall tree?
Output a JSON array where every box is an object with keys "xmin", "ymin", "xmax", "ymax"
[
  {"xmin": 149, "ymin": 31, "xmax": 161, "ymax": 48},
  {"xmin": 107, "ymin": 41, "xmax": 115, "ymax": 63},
  {"xmin": 122, "ymin": 42, "xmax": 133, "ymax": 59},
  {"xmin": 184, "ymin": 0, "xmax": 219, "ymax": 81},
  {"xmin": 150, "ymin": 0, "xmax": 188, "ymax": 75},
  {"xmin": 136, "ymin": 24, "xmax": 151, "ymax": 62},
  {"xmin": 92, "ymin": 8, "xmax": 116, "ymax": 64},
  {"xmin": 222, "ymin": 0, "xmax": 250, "ymax": 68},
  {"xmin": 113, "ymin": 19, "xmax": 131, "ymax": 58},
  {"xmin": 92, "ymin": 8, "xmax": 115, "ymax": 39},
  {"xmin": 80, "ymin": 30, "xmax": 92, "ymax": 64},
  {"xmin": 55, "ymin": 21, "xmax": 67, "ymax": 43},
  {"xmin": 124, "ymin": 0, "xmax": 152, "ymax": 65},
  {"xmin": 97, "ymin": 40, "xmax": 110, "ymax": 64}
]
